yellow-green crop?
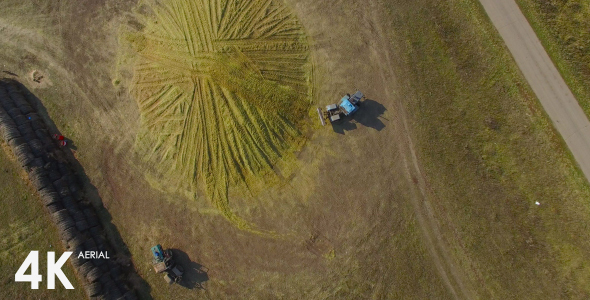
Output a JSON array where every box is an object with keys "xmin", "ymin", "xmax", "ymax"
[{"xmin": 128, "ymin": 0, "xmax": 312, "ymax": 233}]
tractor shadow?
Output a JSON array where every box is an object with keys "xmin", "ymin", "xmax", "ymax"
[
  {"xmin": 170, "ymin": 249, "xmax": 209, "ymax": 290},
  {"xmin": 331, "ymin": 99, "xmax": 387, "ymax": 134},
  {"xmin": 12, "ymin": 80, "xmax": 153, "ymax": 300}
]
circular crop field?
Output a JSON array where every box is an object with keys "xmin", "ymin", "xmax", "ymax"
[{"xmin": 127, "ymin": 0, "xmax": 313, "ymax": 231}]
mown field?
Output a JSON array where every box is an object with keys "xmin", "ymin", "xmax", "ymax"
[
  {"xmin": 517, "ymin": 0, "xmax": 590, "ymax": 118},
  {"xmin": 385, "ymin": 0, "xmax": 590, "ymax": 298},
  {"xmin": 0, "ymin": 145, "xmax": 85, "ymax": 299}
]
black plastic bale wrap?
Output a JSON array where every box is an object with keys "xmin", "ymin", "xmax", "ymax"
[
  {"xmin": 7, "ymin": 107, "xmax": 21, "ymax": 119},
  {"xmin": 69, "ymin": 253, "xmax": 87, "ymax": 268},
  {"xmin": 86, "ymin": 282, "xmax": 102, "ymax": 297},
  {"xmin": 58, "ymin": 218, "xmax": 76, "ymax": 231},
  {"xmin": 68, "ymin": 235, "xmax": 87, "ymax": 249},
  {"xmin": 53, "ymin": 176, "xmax": 67, "ymax": 189},
  {"xmin": 68, "ymin": 183, "xmax": 81, "ymax": 195},
  {"xmin": 13, "ymin": 143, "xmax": 35, "ymax": 167},
  {"xmin": 48, "ymin": 169, "xmax": 62, "ymax": 182},
  {"xmin": 57, "ymin": 220, "xmax": 75, "ymax": 232},
  {"xmin": 6, "ymin": 84, "xmax": 29, "ymax": 108},
  {"xmin": 35, "ymin": 128, "xmax": 49, "ymax": 140},
  {"xmin": 18, "ymin": 104, "xmax": 33, "ymax": 115},
  {"xmin": 99, "ymin": 273, "xmax": 115, "ymax": 286},
  {"xmin": 39, "ymin": 187, "xmax": 61, "ymax": 206},
  {"xmin": 84, "ymin": 238, "xmax": 98, "ymax": 252},
  {"xmin": 86, "ymin": 267, "xmax": 103, "ymax": 283},
  {"xmin": 26, "ymin": 112, "xmax": 40, "ymax": 122},
  {"xmin": 4, "ymin": 82, "xmax": 20, "ymax": 95},
  {"xmin": 71, "ymin": 189, "xmax": 84, "ymax": 202},
  {"xmin": 0, "ymin": 116, "xmax": 14, "ymax": 134},
  {"xmin": 46, "ymin": 202, "xmax": 65, "ymax": 214},
  {"xmin": 109, "ymin": 265, "xmax": 122, "ymax": 280},
  {"xmin": 0, "ymin": 106, "xmax": 14, "ymax": 125},
  {"xmin": 0, "ymin": 87, "xmax": 15, "ymax": 111},
  {"xmin": 94, "ymin": 256, "xmax": 107, "ymax": 268},
  {"xmin": 28, "ymin": 139, "xmax": 45, "ymax": 156},
  {"xmin": 53, "ymin": 177, "xmax": 72, "ymax": 197},
  {"xmin": 16, "ymin": 102, "xmax": 34, "ymax": 115},
  {"xmin": 0, "ymin": 95, "xmax": 16, "ymax": 111},
  {"xmin": 10, "ymin": 93, "xmax": 28, "ymax": 108},
  {"xmin": 79, "ymin": 261, "xmax": 95, "ymax": 278},
  {"xmin": 30, "ymin": 119, "xmax": 45, "ymax": 131},
  {"xmin": 29, "ymin": 157, "xmax": 45, "ymax": 168},
  {"xmin": 84, "ymin": 208, "xmax": 100, "ymax": 228},
  {"xmin": 17, "ymin": 122, "xmax": 34, "ymax": 136},
  {"xmin": 0, "ymin": 100, "xmax": 16, "ymax": 112},
  {"xmin": 62, "ymin": 195, "xmax": 78, "ymax": 210},
  {"xmin": 71, "ymin": 210, "xmax": 86, "ymax": 223},
  {"xmin": 13, "ymin": 114, "xmax": 29, "ymax": 126},
  {"xmin": 103, "ymin": 280, "xmax": 122, "ymax": 299},
  {"xmin": 123, "ymin": 290, "xmax": 138, "ymax": 300},
  {"xmin": 66, "ymin": 173, "xmax": 81, "ymax": 187},
  {"xmin": 57, "ymin": 162, "xmax": 71, "ymax": 176},
  {"xmin": 29, "ymin": 168, "xmax": 52, "ymax": 190},
  {"xmin": 94, "ymin": 235, "xmax": 108, "ymax": 251},
  {"xmin": 117, "ymin": 283, "xmax": 132, "ymax": 297},
  {"xmin": 1, "ymin": 122, "xmax": 21, "ymax": 142},
  {"xmin": 60, "ymin": 226, "xmax": 81, "ymax": 243},
  {"xmin": 52, "ymin": 209, "xmax": 74, "ymax": 226},
  {"xmin": 76, "ymin": 219, "xmax": 90, "ymax": 232},
  {"xmin": 89, "ymin": 224, "xmax": 104, "ymax": 238},
  {"xmin": 12, "ymin": 140, "xmax": 31, "ymax": 154},
  {"xmin": 21, "ymin": 131, "xmax": 38, "ymax": 142}
]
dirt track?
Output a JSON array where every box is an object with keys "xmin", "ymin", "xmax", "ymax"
[
  {"xmin": 478, "ymin": 0, "xmax": 590, "ymax": 183},
  {"xmin": 365, "ymin": 5, "xmax": 474, "ymax": 300}
]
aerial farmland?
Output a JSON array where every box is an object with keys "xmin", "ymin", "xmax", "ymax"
[{"xmin": 1, "ymin": 0, "xmax": 590, "ymax": 299}]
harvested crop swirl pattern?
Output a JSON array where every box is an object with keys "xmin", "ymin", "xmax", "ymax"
[{"xmin": 129, "ymin": 0, "xmax": 312, "ymax": 232}]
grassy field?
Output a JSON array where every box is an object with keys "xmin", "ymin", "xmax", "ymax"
[
  {"xmin": 125, "ymin": 0, "xmax": 313, "ymax": 232},
  {"xmin": 0, "ymin": 144, "xmax": 85, "ymax": 299},
  {"xmin": 385, "ymin": 0, "xmax": 590, "ymax": 298},
  {"xmin": 516, "ymin": 0, "xmax": 590, "ymax": 118}
]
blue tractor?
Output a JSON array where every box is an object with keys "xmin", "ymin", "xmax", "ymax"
[
  {"xmin": 151, "ymin": 244, "xmax": 183, "ymax": 284},
  {"xmin": 317, "ymin": 91, "xmax": 365, "ymax": 126}
]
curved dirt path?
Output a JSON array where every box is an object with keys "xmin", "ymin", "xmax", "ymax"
[
  {"xmin": 478, "ymin": 0, "xmax": 590, "ymax": 183},
  {"xmin": 362, "ymin": 4, "xmax": 476, "ymax": 300},
  {"xmin": 372, "ymin": 21, "xmax": 476, "ymax": 300}
]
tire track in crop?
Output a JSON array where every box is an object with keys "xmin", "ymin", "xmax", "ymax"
[{"xmin": 128, "ymin": 0, "xmax": 313, "ymax": 233}]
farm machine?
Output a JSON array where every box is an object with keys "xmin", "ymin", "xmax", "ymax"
[
  {"xmin": 317, "ymin": 91, "xmax": 365, "ymax": 125},
  {"xmin": 151, "ymin": 244, "xmax": 184, "ymax": 284}
]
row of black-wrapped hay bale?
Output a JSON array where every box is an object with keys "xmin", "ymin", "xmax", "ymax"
[{"xmin": 0, "ymin": 79, "xmax": 137, "ymax": 300}]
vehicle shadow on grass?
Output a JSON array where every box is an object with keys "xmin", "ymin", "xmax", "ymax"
[
  {"xmin": 170, "ymin": 249, "xmax": 209, "ymax": 290},
  {"xmin": 331, "ymin": 99, "xmax": 387, "ymax": 134},
  {"xmin": 13, "ymin": 80, "xmax": 153, "ymax": 300}
]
